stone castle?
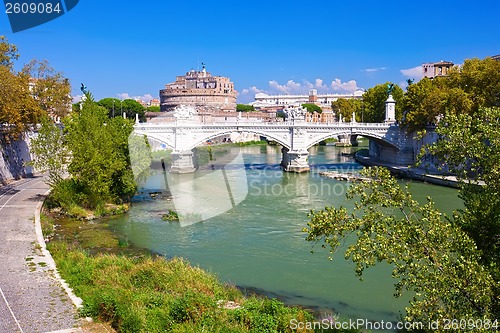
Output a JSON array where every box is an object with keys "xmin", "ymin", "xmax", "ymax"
[{"xmin": 159, "ymin": 65, "xmax": 237, "ymax": 113}]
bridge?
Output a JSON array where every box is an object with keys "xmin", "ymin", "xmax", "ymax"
[
  {"xmin": 133, "ymin": 120, "xmax": 412, "ymax": 173},
  {"xmin": 132, "ymin": 99, "xmax": 415, "ymax": 173}
]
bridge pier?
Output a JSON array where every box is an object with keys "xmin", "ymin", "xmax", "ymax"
[
  {"xmin": 350, "ymin": 134, "xmax": 358, "ymax": 146},
  {"xmin": 170, "ymin": 150, "xmax": 196, "ymax": 173},
  {"xmin": 336, "ymin": 134, "xmax": 358, "ymax": 147},
  {"xmin": 281, "ymin": 147, "xmax": 310, "ymax": 173}
]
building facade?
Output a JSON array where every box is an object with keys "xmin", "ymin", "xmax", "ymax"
[
  {"xmin": 159, "ymin": 65, "xmax": 237, "ymax": 113},
  {"xmin": 250, "ymin": 89, "xmax": 364, "ymax": 110},
  {"xmin": 422, "ymin": 60, "xmax": 454, "ymax": 79}
]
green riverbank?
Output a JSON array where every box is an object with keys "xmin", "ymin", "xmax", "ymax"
[{"xmin": 42, "ymin": 211, "xmax": 352, "ymax": 333}]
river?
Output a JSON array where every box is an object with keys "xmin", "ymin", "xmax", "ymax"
[{"xmin": 108, "ymin": 142, "xmax": 463, "ymax": 324}]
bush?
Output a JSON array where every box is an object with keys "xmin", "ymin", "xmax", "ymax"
[{"xmin": 48, "ymin": 241, "xmax": 315, "ymax": 332}]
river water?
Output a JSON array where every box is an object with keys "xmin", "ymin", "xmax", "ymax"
[{"xmin": 108, "ymin": 143, "xmax": 462, "ymax": 324}]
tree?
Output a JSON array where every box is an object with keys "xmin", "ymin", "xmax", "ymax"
[
  {"xmin": 146, "ymin": 106, "xmax": 160, "ymax": 112},
  {"xmin": 331, "ymin": 98, "xmax": 362, "ymax": 121},
  {"xmin": 64, "ymin": 92, "xmax": 136, "ymax": 209},
  {"xmin": 97, "ymin": 97, "xmax": 122, "ymax": 118},
  {"xmin": 98, "ymin": 98, "xmax": 146, "ymax": 122},
  {"xmin": 421, "ymin": 107, "xmax": 500, "ymax": 319},
  {"xmin": 236, "ymin": 104, "xmax": 255, "ymax": 112},
  {"xmin": 21, "ymin": 59, "xmax": 72, "ymax": 118},
  {"xmin": 30, "ymin": 116, "xmax": 69, "ymax": 187},
  {"xmin": 448, "ymin": 57, "xmax": 500, "ymax": 111},
  {"xmin": 121, "ymin": 99, "xmax": 146, "ymax": 122},
  {"xmin": 0, "ymin": 35, "xmax": 19, "ymax": 70},
  {"xmin": 301, "ymin": 103, "xmax": 322, "ymax": 114},
  {"xmin": 305, "ymin": 167, "xmax": 496, "ymax": 324},
  {"xmin": 401, "ymin": 77, "xmax": 473, "ymax": 131},
  {"xmin": 0, "ymin": 65, "xmax": 43, "ymax": 137},
  {"xmin": 0, "ymin": 37, "xmax": 69, "ymax": 137},
  {"xmin": 362, "ymin": 82, "xmax": 403, "ymax": 123}
]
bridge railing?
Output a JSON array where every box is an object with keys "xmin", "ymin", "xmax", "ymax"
[{"xmin": 134, "ymin": 121, "xmax": 393, "ymax": 129}]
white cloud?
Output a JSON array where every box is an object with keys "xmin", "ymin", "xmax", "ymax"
[
  {"xmin": 117, "ymin": 93, "xmax": 155, "ymax": 102},
  {"xmin": 400, "ymin": 66, "xmax": 424, "ymax": 80},
  {"xmin": 142, "ymin": 94, "xmax": 154, "ymax": 102},
  {"xmin": 315, "ymin": 78, "xmax": 326, "ymax": 89},
  {"xmin": 72, "ymin": 95, "xmax": 83, "ymax": 103},
  {"xmin": 361, "ymin": 67, "xmax": 387, "ymax": 72},
  {"xmin": 117, "ymin": 93, "xmax": 131, "ymax": 100},
  {"xmin": 241, "ymin": 86, "xmax": 265, "ymax": 95},
  {"xmin": 239, "ymin": 77, "xmax": 362, "ymax": 102},
  {"xmin": 330, "ymin": 78, "xmax": 360, "ymax": 93},
  {"xmin": 268, "ymin": 79, "xmax": 302, "ymax": 94}
]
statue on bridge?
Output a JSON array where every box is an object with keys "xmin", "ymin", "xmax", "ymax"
[
  {"xmin": 386, "ymin": 83, "xmax": 395, "ymax": 96},
  {"xmin": 283, "ymin": 105, "xmax": 307, "ymax": 121},
  {"xmin": 173, "ymin": 105, "xmax": 197, "ymax": 120}
]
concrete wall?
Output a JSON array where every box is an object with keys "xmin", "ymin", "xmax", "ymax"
[{"xmin": 0, "ymin": 133, "xmax": 34, "ymax": 185}]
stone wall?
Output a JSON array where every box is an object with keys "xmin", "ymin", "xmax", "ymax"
[
  {"xmin": 0, "ymin": 133, "xmax": 34, "ymax": 185},
  {"xmin": 368, "ymin": 126, "xmax": 440, "ymax": 168}
]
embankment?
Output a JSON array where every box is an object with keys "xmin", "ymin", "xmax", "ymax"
[{"xmin": 354, "ymin": 149, "xmax": 460, "ymax": 188}]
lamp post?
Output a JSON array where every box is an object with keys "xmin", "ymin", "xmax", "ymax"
[{"xmin": 361, "ymin": 100, "xmax": 364, "ymax": 123}]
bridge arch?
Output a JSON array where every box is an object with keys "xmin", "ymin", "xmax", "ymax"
[
  {"xmin": 131, "ymin": 132, "xmax": 175, "ymax": 150},
  {"xmin": 307, "ymin": 130, "xmax": 399, "ymax": 150},
  {"xmin": 187, "ymin": 128, "xmax": 291, "ymax": 150}
]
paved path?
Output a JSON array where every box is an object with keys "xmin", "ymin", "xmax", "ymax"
[{"xmin": 0, "ymin": 176, "xmax": 79, "ymax": 333}]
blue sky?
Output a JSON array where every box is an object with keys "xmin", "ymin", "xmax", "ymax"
[{"xmin": 1, "ymin": 0, "xmax": 499, "ymax": 104}]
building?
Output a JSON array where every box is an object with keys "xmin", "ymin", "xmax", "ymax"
[
  {"xmin": 135, "ymin": 99, "xmax": 147, "ymax": 107},
  {"xmin": 422, "ymin": 60, "xmax": 454, "ymax": 79},
  {"xmin": 148, "ymin": 98, "xmax": 160, "ymax": 107},
  {"xmin": 491, "ymin": 54, "xmax": 500, "ymax": 61},
  {"xmin": 250, "ymin": 89, "xmax": 364, "ymax": 111},
  {"xmin": 159, "ymin": 65, "xmax": 237, "ymax": 113}
]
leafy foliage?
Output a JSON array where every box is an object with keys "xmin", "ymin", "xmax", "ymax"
[
  {"xmin": 236, "ymin": 104, "xmax": 256, "ymax": 112},
  {"xmin": 146, "ymin": 106, "xmax": 160, "ymax": 112},
  {"xmin": 63, "ymin": 93, "xmax": 136, "ymax": 209},
  {"xmin": 305, "ymin": 167, "xmax": 496, "ymax": 325},
  {"xmin": 29, "ymin": 116, "xmax": 68, "ymax": 186},
  {"xmin": 401, "ymin": 77, "xmax": 473, "ymax": 131},
  {"xmin": 448, "ymin": 57, "xmax": 500, "ymax": 111},
  {"xmin": 21, "ymin": 59, "xmax": 72, "ymax": 118},
  {"xmin": 421, "ymin": 107, "xmax": 500, "ymax": 318},
  {"xmin": 48, "ymin": 241, "xmax": 313, "ymax": 332},
  {"xmin": 97, "ymin": 97, "xmax": 121, "ymax": 118},
  {"xmin": 0, "ymin": 36, "xmax": 70, "ymax": 137},
  {"xmin": 98, "ymin": 98, "xmax": 146, "ymax": 122},
  {"xmin": 301, "ymin": 103, "xmax": 322, "ymax": 114},
  {"xmin": 121, "ymin": 99, "xmax": 146, "ymax": 122},
  {"xmin": 361, "ymin": 82, "xmax": 403, "ymax": 123},
  {"xmin": 402, "ymin": 57, "xmax": 500, "ymax": 130},
  {"xmin": 0, "ymin": 65, "xmax": 43, "ymax": 136},
  {"xmin": 331, "ymin": 98, "xmax": 362, "ymax": 121},
  {"xmin": 0, "ymin": 35, "xmax": 19, "ymax": 69}
]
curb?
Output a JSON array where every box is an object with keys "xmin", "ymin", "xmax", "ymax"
[{"xmin": 34, "ymin": 190, "xmax": 83, "ymax": 309}]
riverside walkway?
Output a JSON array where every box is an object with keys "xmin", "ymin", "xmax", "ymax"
[{"xmin": 0, "ymin": 176, "xmax": 79, "ymax": 333}]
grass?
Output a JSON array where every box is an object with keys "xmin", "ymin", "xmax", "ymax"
[
  {"xmin": 43, "ymin": 198, "xmax": 358, "ymax": 332},
  {"xmin": 40, "ymin": 213, "xmax": 55, "ymax": 237},
  {"xmin": 48, "ymin": 241, "xmax": 314, "ymax": 332}
]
